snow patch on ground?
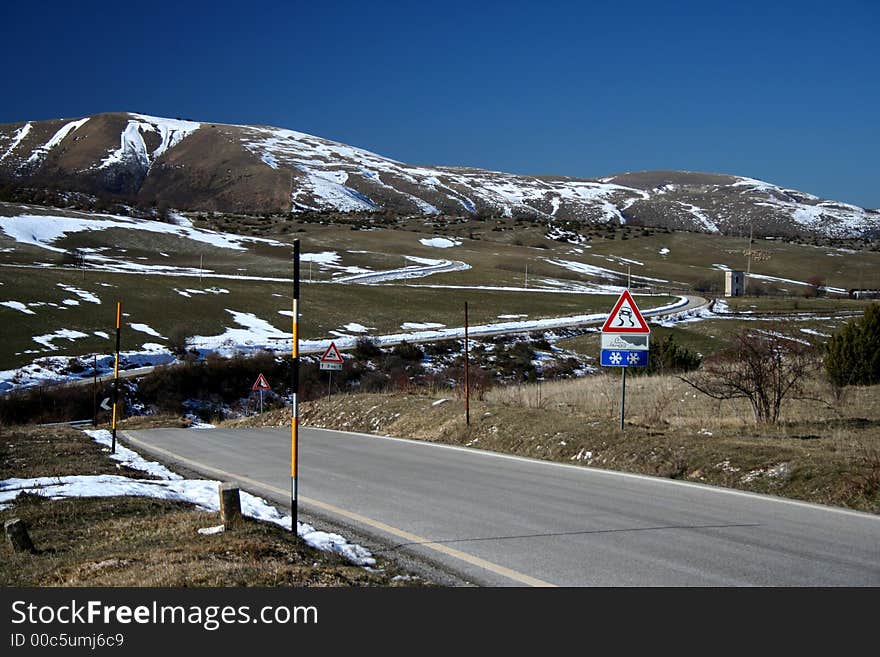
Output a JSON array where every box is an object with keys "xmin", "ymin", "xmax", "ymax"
[
  {"xmin": 800, "ymin": 328, "xmax": 831, "ymax": 338},
  {"xmin": 130, "ymin": 323, "xmax": 166, "ymax": 339},
  {"xmin": 0, "ymin": 213, "xmax": 285, "ymax": 255},
  {"xmin": 84, "ymin": 429, "xmax": 181, "ymax": 480},
  {"xmin": 0, "ymin": 473, "xmax": 375, "ymax": 566},
  {"xmin": 25, "ymin": 118, "xmax": 89, "ymax": 166},
  {"xmin": 1, "ymin": 301, "xmax": 35, "ymax": 314},
  {"xmin": 342, "ymin": 323, "xmax": 372, "ymax": 333},
  {"xmin": 419, "ymin": 237, "xmax": 461, "ymax": 248},
  {"xmin": 544, "ymin": 258, "xmax": 668, "ymax": 284},
  {"xmin": 0, "ymin": 123, "xmax": 32, "ymax": 162},
  {"xmin": 32, "ymin": 329, "xmax": 90, "ymax": 350},
  {"xmin": 189, "ymin": 310, "xmax": 287, "ymax": 352},
  {"xmin": 0, "ymin": 428, "xmax": 376, "ymax": 567},
  {"xmin": 677, "ymin": 203, "xmax": 720, "ymax": 233},
  {"xmin": 57, "ymin": 283, "xmax": 101, "ymax": 304}
]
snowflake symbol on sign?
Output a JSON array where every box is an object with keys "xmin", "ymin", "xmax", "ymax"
[
  {"xmin": 627, "ymin": 352, "xmax": 641, "ymax": 365},
  {"xmin": 609, "ymin": 352, "xmax": 622, "ymax": 365}
]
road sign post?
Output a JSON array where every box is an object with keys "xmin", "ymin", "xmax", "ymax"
[
  {"xmin": 319, "ymin": 342, "xmax": 344, "ymax": 402},
  {"xmin": 600, "ymin": 290, "xmax": 650, "ymax": 430},
  {"xmin": 252, "ymin": 373, "xmax": 271, "ymax": 414}
]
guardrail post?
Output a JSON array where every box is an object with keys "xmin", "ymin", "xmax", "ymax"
[{"xmin": 219, "ymin": 483, "xmax": 242, "ymax": 528}]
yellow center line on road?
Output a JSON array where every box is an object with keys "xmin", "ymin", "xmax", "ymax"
[{"xmin": 122, "ymin": 430, "xmax": 555, "ymax": 588}]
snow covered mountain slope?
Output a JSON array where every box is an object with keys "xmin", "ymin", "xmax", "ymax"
[{"xmin": 1, "ymin": 112, "xmax": 877, "ymax": 239}]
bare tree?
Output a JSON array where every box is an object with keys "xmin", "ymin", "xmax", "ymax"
[{"xmin": 681, "ymin": 329, "xmax": 818, "ymax": 425}]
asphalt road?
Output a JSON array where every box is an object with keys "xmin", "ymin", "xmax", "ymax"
[{"xmin": 124, "ymin": 425, "xmax": 880, "ymax": 587}]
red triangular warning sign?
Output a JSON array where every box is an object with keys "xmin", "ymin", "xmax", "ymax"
[
  {"xmin": 320, "ymin": 341, "xmax": 344, "ymax": 364},
  {"xmin": 252, "ymin": 373, "xmax": 271, "ymax": 391},
  {"xmin": 601, "ymin": 289, "xmax": 651, "ymax": 333}
]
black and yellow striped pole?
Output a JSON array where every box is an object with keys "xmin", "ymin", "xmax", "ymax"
[
  {"xmin": 464, "ymin": 301, "xmax": 470, "ymax": 426},
  {"xmin": 291, "ymin": 240, "xmax": 300, "ymax": 535},
  {"xmin": 111, "ymin": 301, "xmax": 121, "ymax": 454}
]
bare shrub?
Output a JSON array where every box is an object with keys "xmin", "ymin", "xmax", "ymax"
[{"xmin": 681, "ymin": 329, "xmax": 819, "ymax": 425}]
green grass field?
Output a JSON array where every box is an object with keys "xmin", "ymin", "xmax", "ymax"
[
  {"xmin": 0, "ymin": 263, "xmax": 680, "ymax": 370},
  {"xmin": 2, "ymin": 204, "xmax": 879, "ymax": 373}
]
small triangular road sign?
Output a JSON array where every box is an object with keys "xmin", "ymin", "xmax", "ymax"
[
  {"xmin": 601, "ymin": 289, "xmax": 651, "ymax": 334},
  {"xmin": 252, "ymin": 373, "xmax": 271, "ymax": 391},
  {"xmin": 320, "ymin": 341, "xmax": 344, "ymax": 364}
]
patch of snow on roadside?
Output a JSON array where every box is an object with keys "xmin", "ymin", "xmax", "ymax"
[
  {"xmin": 0, "ymin": 426, "xmax": 376, "ymax": 566},
  {"xmin": 84, "ymin": 429, "xmax": 181, "ymax": 480}
]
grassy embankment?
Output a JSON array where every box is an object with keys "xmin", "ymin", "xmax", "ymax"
[{"xmin": 0, "ymin": 424, "xmax": 429, "ymax": 586}]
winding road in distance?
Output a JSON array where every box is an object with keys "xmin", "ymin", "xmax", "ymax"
[
  {"xmin": 123, "ymin": 425, "xmax": 880, "ymax": 587},
  {"xmin": 52, "ymin": 294, "xmax": 707, "ymax": 391}
]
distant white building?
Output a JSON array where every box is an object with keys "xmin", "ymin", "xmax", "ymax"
[{"xmin": 725, "ymin": 270, "xmax": 745, "ymax": 297}]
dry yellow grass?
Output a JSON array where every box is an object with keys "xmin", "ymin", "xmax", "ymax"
[{"xmin": 484, "ymin": 372, "xmax": 880, "ymax": 431}]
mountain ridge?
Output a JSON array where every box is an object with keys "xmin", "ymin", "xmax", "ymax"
[{"xmin": 1, "ymin": 112, "xmax": 877, "ymax": 239}]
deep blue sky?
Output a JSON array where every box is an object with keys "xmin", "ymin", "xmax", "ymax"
[{"xmin": 2, "ymin": 0, "xmax": 877, "ymax": 207}]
